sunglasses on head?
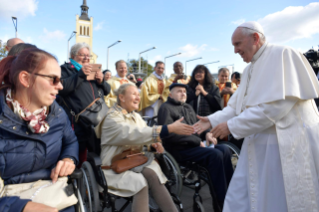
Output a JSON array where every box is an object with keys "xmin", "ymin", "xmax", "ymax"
[{"xmin": 33, "ymin": 73, "xmax": 61, "ymax": 85}]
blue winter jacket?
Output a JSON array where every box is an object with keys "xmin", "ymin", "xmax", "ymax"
[{"xmin": 0, "ymin": 90, "xmax": 79, "ymax": 212}]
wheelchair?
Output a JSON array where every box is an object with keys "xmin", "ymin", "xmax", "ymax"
[
  {"xmin": 142, "ymin": 115, "xmax": 241, "ymax": 212},
  {"xmin": 79, "ymin": 151, "xmax": 184, "ymax": 212}
]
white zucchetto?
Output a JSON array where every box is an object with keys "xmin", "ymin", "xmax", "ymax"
[{"xmin": 238, "ymin": 21, "xmax": 264, "ymax": 35}]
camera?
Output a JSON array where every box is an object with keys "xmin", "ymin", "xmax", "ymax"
[{"xmin": 304, "ymin": 49, "xmax": 319, "ymax": 75}]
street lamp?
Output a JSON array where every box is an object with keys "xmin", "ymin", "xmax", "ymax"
[
  {"xmin": 12, "ymin": 17, "xmax": 17, "ymax": 38},
  {"xmin": 138, "ymin": 47, "xmax": 156, "ymax": 73},
  {"xmin": 185, "ymin": 57, "xmax": 202, "ymax": 75},
  {"xmin": 107, "ymin": 40, "xmax": 121, "ymax": 70},
  {"xmin": 203, "ymin": 60, "xmax": 220, "ymax": 66},
  {"xmin": 164, "ymin": 52, "xmax": 182, "ymax": 68},
  {"xmin": 67, "ymin": 31, "xmax": 77, "ymax": 62}
]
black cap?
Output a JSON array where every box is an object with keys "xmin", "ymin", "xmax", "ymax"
[{"xmin": 169, "ymin": 83, "xmax": 188, "ymax": 91}]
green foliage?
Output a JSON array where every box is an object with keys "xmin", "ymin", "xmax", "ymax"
[
  {"xmin": 127, "ymin": 57, "xmax": 154, "ymax": 79},
  {"xmin": 0, "ymin": 42, "xmax": 8, "ymax": 61}
]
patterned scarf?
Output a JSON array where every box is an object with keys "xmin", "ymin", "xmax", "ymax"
[
  {"xmin": 6, "ymin": 88, "xmax": 50, "ymax": 134},
  {"xmin": 70, "ymin": 58, "xmax": 82, "ymax": 71}
]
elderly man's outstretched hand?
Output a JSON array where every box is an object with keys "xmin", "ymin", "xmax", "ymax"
[
  {"xmin": 168, "ymin": 117, "xmax": 194, "ymax": 135},
  {"xmin": 211, "ymin": 122, "xmax": 230, "ymax": 139},
  {"xmin": 193, "ymin": 115, "xmax": 212, "ymax": 134}
]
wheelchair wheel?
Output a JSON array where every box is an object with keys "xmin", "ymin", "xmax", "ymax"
[
  {"xmin": 193, "ymin": 199, "xmax": 205, "ymax": 212},
  {"xmin": 81, "ymin": 161, "xmax": 100, "ymax": 212},
  {"xmin": 219, "ymin": 141, "xmax": 240, "ymax": 169},
  {"xmin": 163, "ymin": 152, "xmax": 183, "ymax": 197},
  {"xmin": 149, "ymin": 193, "xmax": 183, "ymax": 212}
]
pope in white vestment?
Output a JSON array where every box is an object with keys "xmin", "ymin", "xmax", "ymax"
[{"xmin": 195, "ymin": 22, "xmax": 319, "ymax": 212}]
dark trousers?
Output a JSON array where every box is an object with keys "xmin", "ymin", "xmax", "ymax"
[{"xmin": 169, "ymin": 145, "xmax": 233, "ymax": 202}]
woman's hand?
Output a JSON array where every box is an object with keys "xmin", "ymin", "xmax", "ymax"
[
  {"xmin": 206, "ymin": 132, "xmax": 218, "ymax": 146},
  {"xmin": 211, "ymin": 122, "xmax": 230, "ymax": 139},
  {"xmin": 196, "ymin": 84, "xmax": 208, "ymax": 96},
  {"xmin": 82, "ymin": 64, "xmax": 92, "ymax": 76},
  {"xmin": 23, "ymin": 202, "xmax": 58, "ymax": 212},
  {"xmin": 95, "ymin": 71, "xmax": 104, "ymax": 84},
  {"xmin": 193, "ymin": 115, "xmax": 212, "ymax": 134},
  {"xmin": 50, "ymin": 158, "xmax": 75, "ymax": 183},
  {"xmin": 151, "ymin": 142, "xmax": 165, "ymax": 153},
  {"xmin": 168, "ymin": 117, "xmax": 194, "ymax": 135}
]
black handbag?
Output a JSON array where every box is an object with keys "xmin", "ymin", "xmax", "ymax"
[{"xmin": 75, "ymin": 97, "xmax": 109, "ymax": 127}]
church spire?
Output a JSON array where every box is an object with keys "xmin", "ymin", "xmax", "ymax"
[{"xmin": 79, "ymin": 0, "xmax": 90, "ymax": 21}]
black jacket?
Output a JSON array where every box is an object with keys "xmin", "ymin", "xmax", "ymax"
[
  {"xmin": 59, "ymin": 62, "xmax": 111, "ymax": 114},
  {"xmin": 158, "ymin": 97, "xmax": 206, "ymax": 151},
  {"xmin": 186, "ymin": 84, "xmax": 221, "ymax": 116},
  {"xmin": 58, "ymin": 62, "xmax": 111, "ymax": 151}
]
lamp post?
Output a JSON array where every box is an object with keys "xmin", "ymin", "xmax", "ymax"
[
  {"xmin": 185, "ymin": 57, "xmax": 202, "ymax": 75},
  {"xmin": 203, "ymin": 60, "xmax": 220, "ymax": 66},
  {"xmin": 138, "ymin": 47, "xmax": 156, "ymax": 73},
  {"xmin": 11, "ymin": 17, "xmax": 17, "ymax": 38},
  {"xmin": 67, "ymin": 31, "xmax": 77, "ymax": 62},
  {"xmin": 164, "ymin": 52, "xmax": 182, "ymax": 68},
  {"xmin": 107, "ymin": 40, "xmax": 121, "ymax": 70}
]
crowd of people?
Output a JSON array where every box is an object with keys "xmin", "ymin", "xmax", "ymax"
[{"xmin": 1, "ymin": 20, "xmax": 319, "ymax": 212}]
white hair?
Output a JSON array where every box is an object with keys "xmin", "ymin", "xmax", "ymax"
[
  {"xmin": 70, "ymin": 42, "xmax": 91, "ymax": 58},
  {"xmin": 114, "ymin": 83, "xmax": 136, "ymax": 105},
  {"xmin": 240, "ymin": 27, "xmax": 266, "ymax": 42}
]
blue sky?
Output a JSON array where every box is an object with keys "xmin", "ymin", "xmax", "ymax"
[{"xmin": 1, "ymin": 0, "xmax": 318, "ymax": 77}]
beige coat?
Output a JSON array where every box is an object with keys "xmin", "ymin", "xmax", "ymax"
[{"xmin": 95, "ymin": 104, "xmax": 167, "ymax": 197}]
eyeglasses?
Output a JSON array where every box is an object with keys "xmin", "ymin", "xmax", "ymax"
[
  {"xmin": 34, "ymin": 73, "xmax": 61, "ymax": 85},
  {"xmin": 76, "ymin": 54, "xmax": 93, "ymax": 58}
]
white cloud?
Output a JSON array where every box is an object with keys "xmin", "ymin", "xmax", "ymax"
[
  {"xmin": 179, "ymin": 44, "xmax": 207, "ymax": 58},
  {"xmin": 94, "ymin": 22, "xmax": 104, "ymax": 31},
  {"xmin": 39, "ymin": 28, "xmax": 66, "ymax": 43},
  {"xmin": 0, "ymin": 0, "xmax": 38, "ymax": 20},
  {"xmin": 149, "ymin": 55, "xmax": 163, "ymax": 66},
  {"xmin": 231, "ymin": 19, "xmax": 245, "ymax": 26},
  {"xmin": 258, "ymin": 2, "xmax": 319, "ymax": 43},
  {"xmin": 26, "ymin": 36, "xmax": 33, "ymax": 43}
]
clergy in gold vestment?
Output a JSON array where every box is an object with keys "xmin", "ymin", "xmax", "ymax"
[
  {"xmin": 194, "ymin": 22, "xmax": 319, "ymax": 212},
  {"xmin": 104, "ymin": 60, "xmax": 136, "ymax": 108},
  {"xmin": 165, "ymin": 62, "xmax": 191, "ymax": 96},
  {"xmin": 139, "ymin": 61, "xmax": 168, "ymax": 117}
]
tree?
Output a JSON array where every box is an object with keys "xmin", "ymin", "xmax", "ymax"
[
  {"xmin": 127, "ymin": 57, "xmax": 154, "ymax": 79},
  {"xmin": 0, "ymin": 41, "xmax": 8, "ymax": 61}
]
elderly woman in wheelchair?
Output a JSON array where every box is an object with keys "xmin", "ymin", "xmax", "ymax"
[
  {"xmin": 0, "ymin": 48, "xmax": 79, "ymax": 212},
  {"xmin": 94, "ymin": 83, "xmax": 194, "ymax": 212}
]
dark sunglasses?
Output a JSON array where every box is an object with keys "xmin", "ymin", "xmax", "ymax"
[{"xmin": 34, "ymin": 73, "xmax": 61, "ymax": 85}]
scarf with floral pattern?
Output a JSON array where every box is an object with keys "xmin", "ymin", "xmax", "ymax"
[{"xmin": 6, "ymin": 88, "xmax": 50, "ymax": 134}]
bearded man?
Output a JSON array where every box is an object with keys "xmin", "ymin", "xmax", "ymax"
[{"xmin": 194, "ymin": 21, "xmax": 319, "ymax": 212}]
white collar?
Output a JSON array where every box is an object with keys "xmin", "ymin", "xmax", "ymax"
[
  {"xmin": 153, "ymin": 71, "xmax": 163, "ymax": 80},
  {"xmin": 115, "ymin": 74, "xmax": 127, "ymax": 80},
  {"xmin": 251, "ymin": 42, "xmax": 268, "ymax": 63}
]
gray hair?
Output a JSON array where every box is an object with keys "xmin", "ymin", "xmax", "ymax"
[
  {"xmin": 70, "ymin": 42, "xmax": 91, "ymax": 58},
  {"xmin": 114, "ymin": 83, "xmax": 136, "ymax": 105},
  {"xmin": 240, "ymin": 27, "xmax": 266, "ymax": 42}
]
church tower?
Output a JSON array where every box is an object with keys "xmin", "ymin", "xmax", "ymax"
[{"xmin": 75, "ymin": 0, "xmax": 98, "ymax": 63}]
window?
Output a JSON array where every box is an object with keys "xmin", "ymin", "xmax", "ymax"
[
  {"xmin": 87, "ymin": 27, "xmax": 89, "ymax": 36},
  {"xmin": 83, "ymin": 26, "xmax": 86, "ymax": 36},
  {"xmin": 80, "ymin": 26, "xmax": 82, "ymax": 35}
]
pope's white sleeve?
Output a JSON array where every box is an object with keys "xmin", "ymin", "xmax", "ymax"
[
  {"xmin": 227, "ymin": 97, "xmax": 298, "ymax": 139},
  {"xmin": 208, "ymin": 106, "xmax": 237, "ymax": 128}
]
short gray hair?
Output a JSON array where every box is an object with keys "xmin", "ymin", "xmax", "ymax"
[
  {"xmin": 240, "ymin": 27, "xmax": 266, "ymax": 42},
  {"xmin": 70, "ymin": 42, "xmax": 91, "ymax": 58},
  {"xmin": 114, "ymin": 83, "xmax": 136, "ymax": 105}
]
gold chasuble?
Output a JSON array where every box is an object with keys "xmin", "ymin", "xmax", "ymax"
[
  {"xmin": 139, "ymin": 73, "xmax": 168, "ymax": 112},
  {"xmin": 215, "ymin": 80, "xmax": 237, "ymax": 108},
  {"xmin": 104, "ymin": 76, "xmax": 135, "ymax": 108}
]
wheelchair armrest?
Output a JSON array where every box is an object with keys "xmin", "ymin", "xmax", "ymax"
[
  {"xmin": 69, "ymin": 168, "xmax": 83, "ymax": 179},
  {"xmin": 87, "ymin": 152, "xmax": 102, "ymax": 167}
]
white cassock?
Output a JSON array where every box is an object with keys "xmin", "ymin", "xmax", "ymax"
[{"xmin": 208, "ymin": 42, "xmax": 319, "ymax": 212}]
